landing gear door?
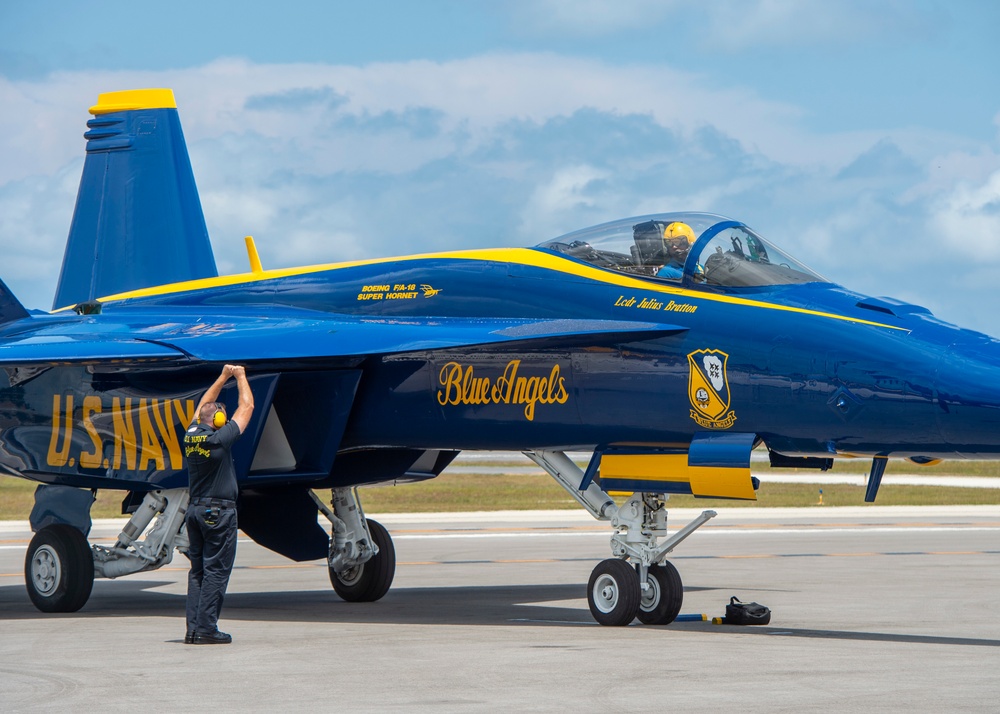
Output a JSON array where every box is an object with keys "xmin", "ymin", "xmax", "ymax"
[{"xmin": 240, "ymin": 370, "xmax": 362, "ymax": 483}]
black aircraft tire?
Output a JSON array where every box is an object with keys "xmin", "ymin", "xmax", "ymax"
[
  {"xmin": 587, "ymin": 558, "xmax": 641, "ymax": 626},
  {"xmin": 330, "ymin": 519, "xmax": 396, "ymax": 602},
  {"xmin": 24, "ymin": 524, "xmax": 95, "ymax": 613},
  {"xmin": 636, "ymin": 561, "xmax": 683, "ymax": 625}
]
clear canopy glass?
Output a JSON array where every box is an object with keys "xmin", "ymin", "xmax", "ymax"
[{"xmin": 536, "ymin": 212, "xmax": 827, "ymax": 288}]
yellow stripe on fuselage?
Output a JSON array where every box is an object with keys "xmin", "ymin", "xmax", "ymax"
[{"xmin": 56, "ymin": 247, "xmax": 905, "ymax": 331}]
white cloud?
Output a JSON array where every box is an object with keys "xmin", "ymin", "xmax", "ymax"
[
  {"xmin": 0, "ymin": 54, "xmax": 998, "ymax": 338},
  {"xmin": 520, "ymin": 165, "xmax": 609, "ymax": 238},
  {"xmin": 933, "ymin": 169, "xmax": 1000, "ymax": 259},
  {"xmin": 0, "ymin": 54, "xmax": 823, "ymax": 186}
]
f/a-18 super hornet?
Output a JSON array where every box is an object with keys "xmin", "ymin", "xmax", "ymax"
[{"xmin": 2, "ymin": 89, "xmax": 998, "ymax": 625}]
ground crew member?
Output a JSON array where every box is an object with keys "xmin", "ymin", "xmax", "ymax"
[{"xmin": 183, "ymin": 364, "xmax": 254, "ymax": 645}]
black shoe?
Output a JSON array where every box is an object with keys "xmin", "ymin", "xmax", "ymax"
[
  {"xmin": 184, "ymin": 631, "xmax": 195, "ymax": 644},
  {"xmin": 193, "ymin": 630, "xmax": 232, "ymax": 645}
]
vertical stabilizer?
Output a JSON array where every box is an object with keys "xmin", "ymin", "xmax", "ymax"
[
  {"xmin": 53, "ymin": 89, "xmax": 219, "ymax": 309},
  {"xmin": 0, "ymin": 278, "xmax": 29, "ymax": 325}
]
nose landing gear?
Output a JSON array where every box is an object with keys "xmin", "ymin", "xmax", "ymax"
[{"xmin": 525, "ymin": 449, "xmax": 716, "ymax": 626}]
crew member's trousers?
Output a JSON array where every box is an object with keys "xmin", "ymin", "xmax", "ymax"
[{"xmin": 185, "ymin": 499, "xmax": 238, "ymax": 634}]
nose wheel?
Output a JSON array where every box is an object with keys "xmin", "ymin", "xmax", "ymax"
[
  {"xmin": 636, "ymin": 561, "xmax": 683, "ymax": 625},
  {"xmin": 587, "ymin": 558, "xmax": 640, "ymax": 626},
  {"xmin": 586, "ymin": 558, "xmax": 685, "ymax": 626}
]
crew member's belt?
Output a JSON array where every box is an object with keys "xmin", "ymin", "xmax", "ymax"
[{"xmin": 191, "ymin": 497, "xmax": 236, "ymax": 508}]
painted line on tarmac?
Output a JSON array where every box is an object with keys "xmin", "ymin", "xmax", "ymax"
[
  {"xmin": 2, "ymin": 523, "xmax": 999, "ymax": 550},
  {"xmin": 390, "ymin": 525, "xmax": 1000, "ymax": 539},
  {"xmin": 3, "ymin": 549, "xmax": 999, "ymax": 580}
]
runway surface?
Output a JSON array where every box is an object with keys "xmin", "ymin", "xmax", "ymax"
[{"xmin": 2, "ymin": 506, "xmax": 999, "ymax": 712}]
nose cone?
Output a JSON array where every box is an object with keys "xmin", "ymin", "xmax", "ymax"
[{"xmin": 936, "ymin": 333, "xmax": 1000, "ymax": 457}]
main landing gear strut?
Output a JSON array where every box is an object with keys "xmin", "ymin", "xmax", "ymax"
[
  {"xmin": 310, "ymin": 487, "xmax": 395, "ymax": 602},
  {"xmin": 524, "ymin": 450, "xmax": 716, "ymax": 626},
  {"xmin": 24, "ymin": 488, "xmax": 190, "ymax": 613}
]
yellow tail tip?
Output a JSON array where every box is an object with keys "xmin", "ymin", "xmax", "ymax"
[{"xmin": 90, "ymin": 89, "xmax": 177, "ymax": 116}]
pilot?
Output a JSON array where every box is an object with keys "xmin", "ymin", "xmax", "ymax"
[
  {"xmin": 183, "ymin": 364, "xmax": 254, "ymax": 645},
  {"xmin": 656, "ymin": 222, "xmax": 695, "ymax": 279}
]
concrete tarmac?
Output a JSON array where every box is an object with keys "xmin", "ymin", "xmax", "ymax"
[{"xmin": 2, "ymin": 506, "xmax": 1000, "ymax": 712}]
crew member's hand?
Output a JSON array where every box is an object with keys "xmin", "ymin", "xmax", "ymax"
[{"xmin": 231, "ymin": 365, "xmax": 246, "ymax": 379}]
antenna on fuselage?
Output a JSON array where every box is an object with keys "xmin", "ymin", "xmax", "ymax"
[{"xmin": 245, "ymin": 236, "xmax": 263, "ymax": 274}]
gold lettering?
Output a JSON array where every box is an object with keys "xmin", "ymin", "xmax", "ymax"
[
  {"xmin": 512, "ymin": 375, "xmax": 543, "ymax": 421},
  {"xmin": 551, "ymin": 365, "xmax": 569, "ymax": 403},
  {"xmin": 153, "ymin": 399, "xmax": 183, "ymax": 469},
  {"xmin": 80, "ymin": 396, "xmax": 103, "ymax": 469},
  {"xmin": 174, "ymin": 399, "xmax": 196, "ymax": 429},
  {"xmin": 437, "ymin": 360, "xmax": 571, "ymax": 421},
  {"xmin": 491, "ymin": 360, "xmax": 520, "ymax": 403},
  {"xmin": 47, "ymin": 394, "xmax": 73, "ymax": 467},
  {"xmin": 461, "ymin": 365, "xmax": 491, "ymax": 404},
  {"xmin": 112, "ymin": 397, "xmax": 137, "ymax": 471},
  {"xmin": 438, "ymin": 362, "xmax": 459, "ymax": 405},
  {"xmin": 664, "ymin": 300, "xmax": 698, "ymax": 313},
  {"xmin": 138, "ymin": 399, "xmax": 165, "ymax": 471}
]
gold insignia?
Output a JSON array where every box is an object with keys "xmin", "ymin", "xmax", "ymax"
[{"xmin": 687, "ymin": 349, "xmax": 737, "ymax": 429}]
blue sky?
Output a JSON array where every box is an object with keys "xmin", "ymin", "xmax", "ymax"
[{"xmin": 1, "ymin": 1, "xmax": 998, "ymax": 335}]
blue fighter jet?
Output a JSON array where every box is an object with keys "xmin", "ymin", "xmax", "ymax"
[{"xmin": 2, "ymin": 89, "xmax": 999, "ymax": 626}]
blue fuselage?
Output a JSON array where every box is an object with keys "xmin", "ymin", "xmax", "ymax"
[
  {"xmin": 3, "ymin": 247, "xmax": 999, "ymax": 492},
  {"xmin": 102, "ymin": 249, "xmax": 1000, "ymax": 458}
]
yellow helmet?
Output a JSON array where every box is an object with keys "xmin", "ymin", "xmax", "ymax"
[{"xmin": 663, "ymin": 222, "xmax": 695, "ymax": 244}]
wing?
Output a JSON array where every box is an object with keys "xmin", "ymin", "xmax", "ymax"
[{"xmin": 0, "ymin": 307, "xmax": 688, "ymax": 365}]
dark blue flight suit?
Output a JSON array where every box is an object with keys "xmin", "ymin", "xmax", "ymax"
[{"xmin": 184, "ymin": 420, "xmax": 241, "ymax": 639}]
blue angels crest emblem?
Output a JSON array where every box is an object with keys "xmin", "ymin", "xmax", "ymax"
[{"xmin": 687, "ymin": 349, "xmax": 737, "ymax": 429}]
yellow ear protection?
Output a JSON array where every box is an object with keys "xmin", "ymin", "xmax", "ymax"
[{"xmin": 212, "ymin": 403, "xmax": 227, "ymax": 428}]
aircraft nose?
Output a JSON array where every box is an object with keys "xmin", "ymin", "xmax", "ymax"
[{"xmin": 935, "ymin": 334, "xmax": 1000, "ymax": 456}]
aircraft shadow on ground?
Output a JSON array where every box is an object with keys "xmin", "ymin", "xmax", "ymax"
[
  {"xmin": 676, "ymin": 623, "xmax": 1000, "ymax": 648},
  {"xmin": 2, "ymin": 580, "xmax": 999, "ymax": 647},
  {"xmin": 0, "ymin": 578, "xmax": 722, "ymax": 627}
]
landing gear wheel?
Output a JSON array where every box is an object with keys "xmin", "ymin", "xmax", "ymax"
[
  {"xmin": 24, "ymin": 524, "xmax": 94, "ymax": 613},
  {"xmin": 587, "ymin": 558, "xmax": 640, "ymax": 626},
  {"xmin": 636, "ymin": 561, "xmax": 683, "ymax": 625},
  {"xmin": 330, "ymin": 519, "xmax": 396, "ymax": 602}
]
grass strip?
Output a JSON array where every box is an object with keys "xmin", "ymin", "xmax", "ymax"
[{"xmin": 3, "ymin": 469, "xmax": 1000, "ymax": 520}]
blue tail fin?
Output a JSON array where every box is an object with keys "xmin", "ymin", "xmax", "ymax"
[
  {"xmin": 53, "ymin": 89, "xmax": 218, "ymax": 310},
  {"xmin": 0, "ymin": 278, "xmax": 29, "ymax": 325}
]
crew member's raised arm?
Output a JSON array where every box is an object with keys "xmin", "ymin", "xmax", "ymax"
[
  {"xmin": 193, "ymin": 365, "xmax": 233, "ymax": 423},
  {"xmin": 230, "ymin": 365, "xmax": 254, "ymax": 434}
]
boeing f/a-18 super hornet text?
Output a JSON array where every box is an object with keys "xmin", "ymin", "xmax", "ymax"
[{"xmin": 3, "ymin": 89, "xmax": 999, "ymax": 626}]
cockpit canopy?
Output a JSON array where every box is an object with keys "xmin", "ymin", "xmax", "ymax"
[{"xmin": 537, "ymin": 212, "xmax": 827, "ymax": 288}]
